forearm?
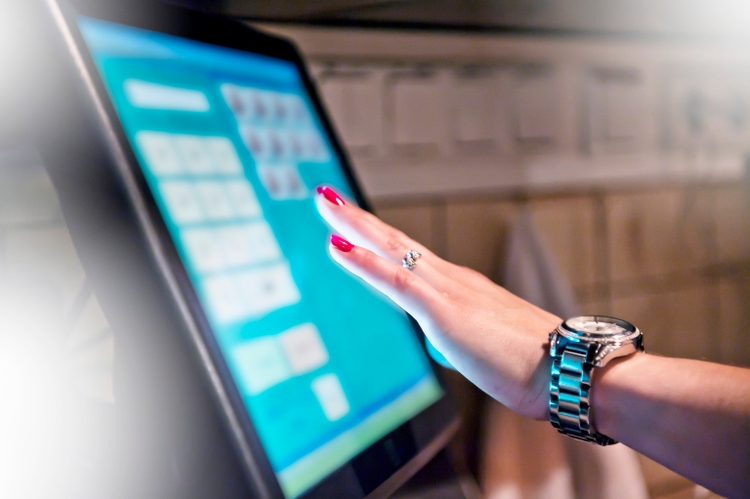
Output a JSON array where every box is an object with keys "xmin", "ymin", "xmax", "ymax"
[{"xmin": 592, "ymin": 353, "xmax": 750, "ymax": 498}]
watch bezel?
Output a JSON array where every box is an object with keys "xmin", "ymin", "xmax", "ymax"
[{"xmin": 559, "ymin": 315, "xmax": 640, "ymax": 345}]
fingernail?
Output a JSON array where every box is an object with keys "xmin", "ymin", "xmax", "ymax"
[
  {"xmin": 330, "ymin": 234, "xmax": 353, "ymax": 252},
  {"xmin": 316, "ymin": 186, "xmax": 345, "ymax": 206}
]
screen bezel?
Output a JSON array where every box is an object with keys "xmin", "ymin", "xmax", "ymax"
[{"xmin": 46, "ymin": 0, "xmax": 459, "ymax": 497}]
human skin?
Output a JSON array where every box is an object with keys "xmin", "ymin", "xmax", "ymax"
[{"xmin": 315, "ymin": 186, "xmax": 750, "ymax": 499}]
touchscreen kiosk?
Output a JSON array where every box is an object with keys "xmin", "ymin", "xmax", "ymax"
[{"xmin": 40, "ymin": 1, "xmax": 458, "ymax": 498}]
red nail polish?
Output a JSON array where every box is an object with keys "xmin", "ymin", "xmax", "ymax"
[
  {"xmin": 330, "ymin": 234, "xmax": 353, "ymax": 252},
  {"xmin": 316, "ymin": 186, "xmax": 345, "ymax": 206}
]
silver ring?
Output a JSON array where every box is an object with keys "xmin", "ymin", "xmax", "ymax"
[{"xmin": 402, "ymin": 250, "xmax": 421, "ymax": 270}]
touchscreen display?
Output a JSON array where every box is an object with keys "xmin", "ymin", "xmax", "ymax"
[{"xmin": 77, "ymin": 17, "xmax": 442, "ymax": 498}]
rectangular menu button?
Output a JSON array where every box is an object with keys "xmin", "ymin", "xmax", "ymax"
[{"xmin": 236, "ymin": 263, "xmax": 300, "ymax": 318}]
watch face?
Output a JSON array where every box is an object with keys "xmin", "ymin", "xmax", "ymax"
[{"xmin": 561, "ymin": 316, "xmax": 639, "ymax": 343}]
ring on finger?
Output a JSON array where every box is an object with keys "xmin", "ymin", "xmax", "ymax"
[{"xmin": 402, "ymin": 250, "xmax": 421, "ymax": 270}]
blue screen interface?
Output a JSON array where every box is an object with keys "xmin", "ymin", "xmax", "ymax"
[{"xmin": 77, "ymin": 17, "xmax": 443, "ymax": 498}]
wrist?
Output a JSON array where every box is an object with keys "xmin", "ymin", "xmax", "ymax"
[
  {"xmin": 528, "ymin": 350, "xmax": 554, "ymax": 421},
  {"xmin": 527, "ymin": 315, "xmax": 559, "ymax": 421},
  {"xmin": 590, "ymin": 351, "xmax": 648, "ymax": 439}
]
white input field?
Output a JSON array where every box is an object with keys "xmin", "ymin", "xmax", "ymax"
[
  {"xmin": 124, "ymin": 79, "xmax": 210, "ymax": 112},
  {"xmin": 279, "ymin": 323, "xmax": 329, "ymax": 375},
  {"xmin": 312, "ymin": 374, "xmax": 349, "ymax": 421}
]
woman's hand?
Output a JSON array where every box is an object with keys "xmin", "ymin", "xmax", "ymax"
[{"xmin": 315, "ymin": 186, "xmax": 561, "ymax": 420}]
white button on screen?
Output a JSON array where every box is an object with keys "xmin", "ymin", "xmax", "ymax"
[
  {"xmin": 221, "ymin": 84, "xmax": 250, "ymax": 121},
  {"xmin": 159, "ymin": 181, "xmax": 205, "ymax": 225},
  {"xmin": 256, "ymin": 163, "xmax": 307, "ymax": 200},
  {"xmin": 203, "ymin": 274, "xmax": 245, "ymax": 324},
  {"xmin": 279, "ymin": 323, "xmax": 329, "ymax": 375},
  {"xmin": 175, "ymin": 135, "xmax": 214, "ymax": 175},
  {"xmin": 246, "ymin": 89, "xmax": 272, "ymax": 121},
  {"xmin": 311, "ymin": 374, "xmax": 349, "ymax": 421},
  {"xmin": 224, "ymin": 180, "xmax": 262, "ymax": 218},
  {"xmin": 205, "ymin": 137, "xmax": 244, "ymax": 175},
  {"xmin": 235, "ymin": 263, "xmax": 300, "ymax": 318},
  {"xmin": 286, "ymin": 130, "xmax": 305, "ymax": 160},
  {"xmin": 268, "ymin": 91, "xmax": 289, "ymax": 123},
  {"xmin": 136, "ymin": 131, "xmax": 183, "ymax": 175},
  {"xmin": 181, "ymin": 228, "xmax": 226, "ymax": 273},
  {"xmin": 124, "ymin": 80, "xmax": 210, "ymax": 112},
  {"xmin": 216, "ymin": 225, "xmax": 255, "ymax": 268},
  {"xmin": 245, "ymin": 222, "xmax": 282, "ymax": 263},
  {"xmin": 256, "ymin": 163, "xmax": 285, "ymax": 200},
  {"xmin": 279, "ymin": 164, "xmax": 307, "ymax": 199},
  {"xmin": 232, "ymin": 336, "xmax": 292, "ymax": 395},
  {"xmin": 267, "ymin": 129, "xmax": 290, "ymax": 161},
  {"xmin": 217, "ymin": 222, "xmax": 281, "ymax": 268},
  {"xmin": 240, "ymin": 125, "xmax": 271, "ymax": 161},
  {"xmin": 194, "ymin": 181, "xmax": 235, "ymax": 220}
]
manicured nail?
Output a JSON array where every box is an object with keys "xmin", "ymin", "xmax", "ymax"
[
  {"xmin": 330, "ymin": 234, "xmax": 353, "ymax": 252},
  {"xmin": 316, "ymin": 186, "xmax": 345, "ymax": 206}
]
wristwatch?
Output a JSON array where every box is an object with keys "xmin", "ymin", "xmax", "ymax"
[{"xmin": 548, "ymin": 315, "xmax": 644, "ymax": 445}]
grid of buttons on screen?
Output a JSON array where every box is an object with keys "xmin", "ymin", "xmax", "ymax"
[
  {"xmin": 222, "ymin": 84, "xmax": 330, "ymax": 200},
  {"xmin": 134, "ymin": 110, "xmax": 347, "ymax": 419},
  {"xmin": 136, "ymin": 131, "xmax": 300, "ymax": 322}
]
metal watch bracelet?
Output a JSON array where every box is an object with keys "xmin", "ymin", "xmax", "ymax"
[{"xmin": 549, "ymin": 340, "xmax": 618, "ymax": 446}]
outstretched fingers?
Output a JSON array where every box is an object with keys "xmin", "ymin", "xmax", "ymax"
[
  {"xmin": 316, "ymin": 190, "xmax": 430, "ymax": 260},
  {"xmin": 315, "ymin": 186, "xmax": 506, "ymax": 297},
  {"xmin": 328, "ymin": 235, "xmax": 451, "ymax": 329},
  {"xmin": 316, "ymin": 190, "xmax": 460, "ymax": 292}
]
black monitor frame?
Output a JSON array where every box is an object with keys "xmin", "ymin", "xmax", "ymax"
[{"xmin": 34, "ymin": 0, "xmax": 459, "ymax": 497}]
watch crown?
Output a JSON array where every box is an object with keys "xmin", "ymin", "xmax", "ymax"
[{"xmin": 548, "ymin": 331, "xmax": 558, "ymax": 358}]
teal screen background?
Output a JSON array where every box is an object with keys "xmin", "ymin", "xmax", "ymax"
[{"xmin": 77, "ymin": 17, "xmax": 442, "ymax": 498}]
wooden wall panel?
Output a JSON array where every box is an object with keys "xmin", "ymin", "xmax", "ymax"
[
  {"xmin": 715, "ymin": 186, "xmax": 750, "ymax": 264},
  {"xmin": 445, "ymin": 201, "xmax": 517, "ymax": 279},
  {"xmin": 374, "ymin": 203, "xmax": 442, "ymax": 253},
  {"xmin": 610, "ymin": 285, "xmax": 717, "ymax": 361},
  {"xmin": 605, "ymin": 189, "xmax": 715, "ymax": 283},
  {"xmin": 529, "ymin": 196, "xmax": 598, "ymax": 293}
]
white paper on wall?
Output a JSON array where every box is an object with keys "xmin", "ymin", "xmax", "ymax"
[
  {"xmin": 514, "ymin": 69, "xmax": 557, "ymax": 144},
  {"xmin": 455, "ymin": 75, "xmax": 498, "ymax": 144},
  {"xmin": 391, "ymin": 75, "xmax": 443, "ymax": 148},
  {"xmin": 320, "ymin": 75, "xmax": 382, "ymax": 151}
]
